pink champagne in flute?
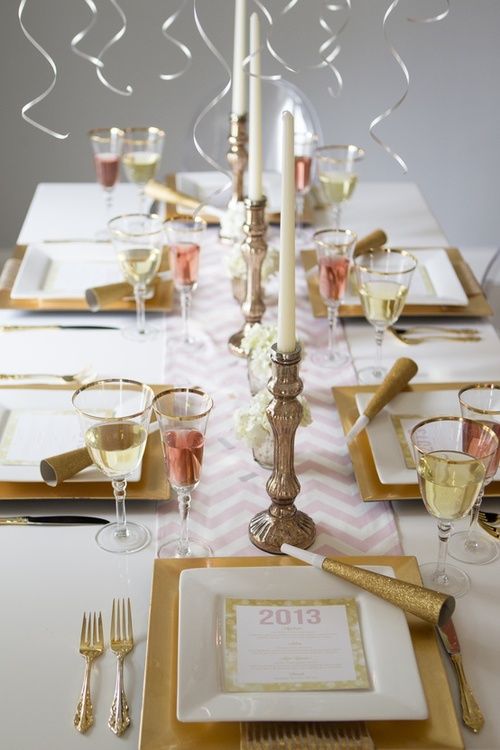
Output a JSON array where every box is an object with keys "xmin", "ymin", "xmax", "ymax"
[
  {"xmin": 94, "ymin": 153, "xmax": 120, "ymax": 189},
  {"xmin": 163, "ymin": 429, "xmax": 204, "ymax": 487},
  {"xmin": 319, "ymin": 254, "xmax": 350, "ymax": 302},
  {"xmin": 463, "ymin": 420, "xmax": 500, "ymax": 480},
  {"xmin": 169, "ymin": 243, "xmax": 200, "ymax": 288},
  {"xmin": 295, "ymin": 155, "xmax": 312, "ymax": 193}
]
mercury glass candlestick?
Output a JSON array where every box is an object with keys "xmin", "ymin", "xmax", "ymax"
[
  {"xmin": 227, "ymin": 113, "xmax": 248, "ymax": 206},
  {"xmin": 228, "ymin": 196, "xmax": 268, "ymax": 356},
  {"xmin": 249, "ymin": 344, "xmax": 316, "ymax": 553}
]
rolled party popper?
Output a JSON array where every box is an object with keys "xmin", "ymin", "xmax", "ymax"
[
  {"xmin": 353, "ymin": 228, "xmax": 387, "ymax": 256},
  {"xmin": 346, "ymin": 357, "xmax": 418, "ymax": 443},
  {"xmin": 85, "ymin": 281, "xmax": 133, "ymax": 311},
  {"xmin": 281, "ymin": 543, "xmax": 455, "ymax": 627}
]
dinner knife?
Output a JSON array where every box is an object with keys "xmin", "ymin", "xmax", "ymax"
[
  {"xmin": 437, "ymin": 618, "xmax": 484, "ymax": 733},
  {"xmin": 0, "ymin": 515, "xmax": 109, "ymax": 525},
  {"xmin": 0, "ymin": 325, "xmax": 120, "ymax": 332}
]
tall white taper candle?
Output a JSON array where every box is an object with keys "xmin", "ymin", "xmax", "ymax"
[
  {"xmin": 231, "ymin": 0, "xmax": 247, "ymax": 116},
  {"xmin": 277, "ymin": 111, "xmax": 296, "ymax": 353},
  {"xmin": 248, "ymin": 12, "xmax": 263, "ymax": 201}
]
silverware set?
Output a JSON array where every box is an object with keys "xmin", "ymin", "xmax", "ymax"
[
  {"xmin": 74, "ymin": 598, "xmax": 134, "ymax": 736},
  {"xmin": 389, "ymin": 325, "xmax": 481, "ymax": 345}
]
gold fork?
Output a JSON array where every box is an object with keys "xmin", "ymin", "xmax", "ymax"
[
  {"xmin": 0, "ymin": 366, "xmax": 94, "ymax": 384},
  {"xmin": 389, "ymin": 328, "xmax": 481, "ymax": 346},
  {"xmin": 74, "ymin": 611, "xmax": 104, "ymax": 733},
  {"xmin": 108, "ymin": 598, "xmax": 134, "ymax": 736},
  {"xmin": 241, "ymin": 721, "xmax": 375, "ymax": 749}
]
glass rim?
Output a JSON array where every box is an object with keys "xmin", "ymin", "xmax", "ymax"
[
  {"xmin": 152, "ymin": 387, "xmax": 213, "ymax": 421},
  {"xmin": 72, "ymin": 378, "xmax": 155, "ymax": 420},
  {"xmin": 108, "ymin": 213, "xmax": 164, "ymax": 238},
  {"xmin": 164, "ymin": 214, "xmax": 208, "ymax": 233},
  {"xmin": 122, "ymin": 126, "xmax": 165, "ymax": 145},
  {"xmin": 410, "ymin": 415, "xmax": 499, "ymax": 460},
  {"xmin": 88, "ymin": 127, "xmax": 124, "ymax": 143},
  {"xmin": 313, "ymin": 228, "xmax": 358, "ymax": 249},
  {"xmin": 314, "ymin": 144, "xmax": 365, "ymax": 163},
  {"xmin": 353, "ymin": 247, "xmax": 418, "ymax": 274},
  {"xmin": 294, "ymin": 131, "xmax": 319, "ymax": 144},
  {"xmin": 458, "ymin": 383, "xmax": 500, "ymax": 416}
]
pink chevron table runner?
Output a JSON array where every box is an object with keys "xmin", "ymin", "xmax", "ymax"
[{"xmin": 157, "ymin": 231, "xmax": 402, "ymax": 557}]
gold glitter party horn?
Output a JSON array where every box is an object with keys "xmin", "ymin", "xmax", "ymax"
[
  {"xmin": 353, "ymin": 228, "xmax": 387, "ymax": 256},
  {"xmin": 85, "ymin": 281, "xmax": 133, "ymax": 311},
  {"xmin": 281, "ymin": 543, "xmax": 455, "ymax": 627},
  {"xmin": 40, "ymin": 447, "xmax": 93, "ymax": 487}
]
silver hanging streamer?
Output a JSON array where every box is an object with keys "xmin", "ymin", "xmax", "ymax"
[
  {"xmin": 18, "ymin": 0, "xmax": 69, "ymax": 139},
  {"xmin": 95, "ymin": 0, "xmax": 133, "ymax": 96},
  {"xmin": 159, "ymin": 0, "xmax": 192, "ymax": 81},
  {"xmin": 70, "ymin": 0, "xmax": 103, "ymax": 69},
  {"xmin": 369, "ymin": 0, "xmax": 450, "ymax": 172}
]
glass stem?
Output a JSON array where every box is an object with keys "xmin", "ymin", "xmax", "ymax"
[
  {"xmin": 104, "ymin": 188, "xmax": 113, "ymax": 217},
  {"xmin": 464, "ymin": 487, "xmax": 485, "ymax": 550},
  {"xmin": 180, "ymin": 288, "xmax": 191, "ymax": 343},
  {"xmin": 135, "ymin": 284, "xmax": 147, "ymax": 335},
  {"xmin": 327, "ymin": 304, "xmax": 339, "ymax": 360},
  {"xmin": 112, "ymin": 479, "xmax": 128, "ymax": 537},
  {"xmin": 138, "ymin": 185, "xmax": 146, "ymax": 214},
  {"xmin": 331, "ymin": 203, "xmax": 342, "ymax": 230},
  {"xmin": 374, "ymin": 326, "xmax": 385, "ymax": 374},
  {"xmin": 177, "ymin": 491, "xmax": 191, "ymax": 555},
  {"xmin": 435, "ymin": 520, "xmax": 452, "ymax": 583},
  {"xmin": 295, "ymin": 194, "xmax": 305, "ymax": 235}
]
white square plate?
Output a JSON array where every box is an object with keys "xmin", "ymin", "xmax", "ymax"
[
  {"xmin": 176, "ymin": 171, "xmax": 282, "ymax": 214},
  {"xmin": 0, "ymin": 389, "xmax": 141, "ymax": 482},
  {"xmin": 344, "ymin": 248, "xmax": 468, "ymax": 307},
  {"xmin": 10, "ymin": 243, "xmax": 123, "ymax": 300},
  {"xmin": 177, "ymin": 566, "xmax": 427, "ymax": 722},
  {"xmin": 355, "ymin": 389, "xmax": 500, "ymax": 485}
]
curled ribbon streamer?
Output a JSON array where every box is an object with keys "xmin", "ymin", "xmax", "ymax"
[
  {"xmin": 159, "ymin": 0, "xmax": 192, "ymax": 81},
  {"xmin": 369, "ymin": 0, "xmax": 450, "ymax": 172},
  {"xmin": 95, "ymin": 0, "xmax": 133, "ymax": 96},
  {"xmin": 70, "ymin": 0, "xmax": 103, "ymax": 68},
  {"xmin": 18, "ymin": 0, "xmax": 69, "ymax": 139},
  {"xmin": 191, "ymin": 0, "xmax": 232, "ymax": 214}
]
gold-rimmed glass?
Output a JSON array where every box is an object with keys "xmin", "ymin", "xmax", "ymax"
[
  {"xmin": 449, "ymin": 384, "xmax": 500, "ymax": 565},
  {"xmin": 153, "ymin": 387, "xmax": 213, "ymax": 558},
  {"xmin": 73, "ymin": 379, "xmax": 154, "ymax": 554},
  {"xmin": 411, "ymin": 416, "xmax": 498, "ymax": 597},
  {"xmin": 108, "ymin": 213, "xmax": 164, "ymax": 341},
  {"xmin": 315, "ymin": 144, "xmax": 364, "ymax": 229},
  {"xmin": 312, "ymin": 228, "xmax": 357, "ymax": 368},
  {"xmin": 122, "ymin": 127, "xmax": 165, "ymax": 212},
  {"xmin": 89, "ymin": 127, "xmax": 124, "ymax": 237},
  {"xmin": 353, "ymin": 248, "xmax": 417, "ymax": 383}
]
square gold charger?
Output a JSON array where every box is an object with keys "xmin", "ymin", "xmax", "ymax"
[
  {"xmin": 0, "ymin": 245, "xmax": 173, "ymax": 312},
  {"xmin": 334, "ymin": 382, "xmax": 500, "ymax": 502},
  {"xmin": 301, "ymin": 247, "xmax": 493, "ymax": 318},
  {"xmin": 139, "ymin": 555, "xmax": 463, "ymax": 750},
  {"xmin": 0, "ymin": 385, "xmax": 170, "ymax": 501}
]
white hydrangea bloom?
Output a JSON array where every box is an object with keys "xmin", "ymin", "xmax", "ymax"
[
  {"xmin": 224, "ymin": 244, "xmax": 279, "ymax": 281},
  {"xmin": 234, "ymin": 388, "xmax": 312, "ymax": 447}
]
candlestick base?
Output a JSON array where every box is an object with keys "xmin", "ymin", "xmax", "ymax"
[
  {"xmin": 249, "ymin": 505, "xmax": 316, "ymax": 554},
  {"xmin": 228, "ymin": 328, "xmax": 246, "ymax": 357}
]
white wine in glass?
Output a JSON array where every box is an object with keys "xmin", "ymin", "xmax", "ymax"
[
  {"xmin": 315, "ymin": 144, "xmax": 364, "ymax": 229},
  {"xmin": 122, "ymin": 127, "xmax": 165, "ymax": 212}
]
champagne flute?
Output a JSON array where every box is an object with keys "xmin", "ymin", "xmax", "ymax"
[
  {"xmin": 73, "ymin": 379, "xmax": 154, "ymax": 554},
  {"xmin": 315, "ymin": 144, "xmax": 364, "ymax": 229},
  {"xmin": 411, "ymin": 416, "xmax": 497, "ymax": 597},
  {"xmin": 449, "ymin": 384, "xmax": 500, "ymax": 564},
  {"xmin": 122, "ymin": 127, "xmax": 165, "ymax": 213},
  {"xmin": 311, "ymin": 228, "xmax": 357, "ymax": 368},
  {"xmin": 108, "ymin": 213, "xmax": 164, "ymax": 341},
  {"xmin": 353, "ymin": 248, "xmax": 417, "ymax": 383},
  {"xmin": 89, "ymin": 127, "xmax": 124, "ymax": 237},
  {"xmin": 153, "ymin": 387, "xmax": 214, "ymax": 558},
  {"xmin": 294, "ymin": 132, "xmax": 317, "ymax": 242},
  {"xmin": 164, "ymin": 215, "xmax": 207, "ymax": 348}
]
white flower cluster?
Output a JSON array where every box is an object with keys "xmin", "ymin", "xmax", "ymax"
[
  {"xmin": 241, "ymin": 322, "xmax": 277, "ymax": 379},
  {"xmin": 224, "ymin": 243, "xmax": 279, "ymax": 281},
  {"xmin": 219, "ymin": 202, "xmax": 246, "ymax": 242},
  {"xmin": 234, "ymin": 388, "xmax": 313, "ymax": 448}
]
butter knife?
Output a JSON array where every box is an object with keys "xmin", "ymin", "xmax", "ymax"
[
  {"xmin": 0, "ymin": 325, "xmax": 119, "ymax": 332},
  {"xmin": 0, "ymin": 515, "xmax": 109, "ymax": 525},
  {"xmin": 437, "ymin": 618, "xmax": 484, "ymax": 733}
]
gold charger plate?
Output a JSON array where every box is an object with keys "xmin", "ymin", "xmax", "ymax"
[
  {"xmin": 0, "ymin": 245, "xmax": 173, "ymax": 312},
  {"xmin": 0, "ymin": 384, "xmax": 170, "ymax": 502},
  {"xmin": 302, "ymin": 246, "xmax": 493, "ymax": 318},
  {"xmin": 139, "ymin": 555, "xmax": 463, "ymax": 750},
  {"xmin": 333, "ymin": 381, "xmax": 500, "ymax": 502}
]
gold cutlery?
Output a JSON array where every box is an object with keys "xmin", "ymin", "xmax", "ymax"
[
  {"xmin": 393, "ymin": 325, "xmax": 479, "ymax": 335},
  {"xmin": 478, "ymin": 511, "xmax": 500, "ymax": 538},
  {"xmin": 389, "ymin": 327, "xmax": 481, "ymax": 345},
  {"xmin": 0, "ymin": 366, "xmax": 93, "ymax": 384},
  {"xmin": 0, "ymin": 325, "xmax": 119, "ymax": 332},
  {"xmin": 74, "ymin": 611, "xmax": 104, "ymax": 733},
  {"xmin": 437, "ymin": 618, "xmax": 484, "ymax": 733},
  {"xmin": 108, "ymin": 598, "xmax": 134, "ymax": 736},
  {"xmin": 241, "ymin": 721, "xmax": 374, "ymax": 750}
]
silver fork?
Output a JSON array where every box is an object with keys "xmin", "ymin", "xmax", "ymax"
[
  {"xmin": 240, "ymin": 721, "xmax": 375, "ymax": 749},
  {"xmin": 108, "ymin": 598, "xmax": 134, "ymax": 736},
  {"xmin": 74, "ymin": 611, "xmax": 104, "ymax": 733}
]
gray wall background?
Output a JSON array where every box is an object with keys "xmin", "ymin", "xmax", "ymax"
[{"xmin": 1, "ymin": 0, "xmax": 499, "ymax": 248}]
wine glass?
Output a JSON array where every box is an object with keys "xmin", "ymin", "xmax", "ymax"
[
  {"xmin": 153, "ymin": 387, "xmax": 214, "ymax": 558},
  {"xmin": 294, "ymin": 131, "xmax": 317, "ymax": 242},
  {"xmin": 122, "ymin": 127, "xmax": 165, "ymax": 213},
  {"xmin": 449, "ymin": 384, "xmax": 500, "ymax": 564},
  {"xmin": 88, "ymin": 127, "xmax": 124, "ymax": 237},
  {"xmin": 353, "ymin": 248, "xmax": 417, "ymax": 383},
  {"xmin": 315, "ymin": 144, "xmax": 364, "ymax": 229},
  {"xmin": 73, "ymin": 379, "xmax": 154, "ymax": 554},
  {"xmin": 108, "ymin": 213, "xmax": 164, "ymax": 341},
  {"xmin": 410, "ymin": 416, "xmax": 498, "ymax": 597},
  {"xmin": 164, "ymin": 215, "xmax": 207, "ymax": 348},
  {"xmin": 311, "ymin": 228, "xmax": 357, "ymax": 368}
]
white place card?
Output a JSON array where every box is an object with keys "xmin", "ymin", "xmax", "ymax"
[{"xmin": 223, "ymin": 597, "xmax": 369, "ymax": 692}]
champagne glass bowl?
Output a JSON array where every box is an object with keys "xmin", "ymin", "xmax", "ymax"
[
  {"xmin": 122, "ymin": 127, "xmax": 165, "ymax": 212},
  {"xmin": 89, "ymin": 127, "xmax": 124, "ymax": 237},
  {"xmin": 73, "ymin": 379, "xmax": 154, "ymax": 554},
  {"xmin": 315, "ymin": 144, "xmax": 364, "ymax": 229},
  {"xmin": 411, "ymin": 416, "xmax": 498, "ymax": 597}
]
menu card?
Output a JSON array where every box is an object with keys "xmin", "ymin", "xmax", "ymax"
[
  {"xmin": 0, "ymin": 409, "xmax": 82, "ymax": 465},
  {"xmin": 223, "ymin": 597, "xmax": 369, "ymax": 692}
]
